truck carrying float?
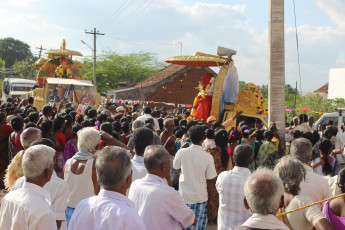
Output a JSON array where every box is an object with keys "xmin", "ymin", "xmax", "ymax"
[{"xmin": 166, "ymin": 46, "xmax": 268, "ymax": 129}]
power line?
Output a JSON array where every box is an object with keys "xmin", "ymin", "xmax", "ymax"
[
  {"xmin": 100, "ymin": 0, "xmax": 137, "ymax": 30},
  {"xmin": 36, "ymin": 45, "xmax": 46, "ymax": 59},
  {"xmin": 118, "ymin": 0, "xmax": 154, "ymax": 26},
  {"xmin": 98, "ymin": 0, "xmax": 128, "ymax": 28}
]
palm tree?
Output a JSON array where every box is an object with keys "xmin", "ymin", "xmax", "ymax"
[{"xmin": 268, "ymin": 0, "xmax": 285, "ymax": 143}]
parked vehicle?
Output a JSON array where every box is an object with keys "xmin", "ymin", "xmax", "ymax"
[
  {"xmin": 315, "ymin": 108, "xmax": 345, "ymax": 131},
  {"xmin": 2, "ymin": 78, "xmax": 36, "ymax": 101}
]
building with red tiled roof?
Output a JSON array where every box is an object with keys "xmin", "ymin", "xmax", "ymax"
[
  {"xmin": 314, "ymin": 82, "xmax": 328, "ymax": 94},
  {"xmin": 110, "ymin": 64, "xmax": 216, "ymax": 106}
]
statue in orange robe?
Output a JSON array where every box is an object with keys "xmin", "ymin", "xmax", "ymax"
[{"xmin": 190, "ymin": 73, "xmax": 215, "ymax": 121}]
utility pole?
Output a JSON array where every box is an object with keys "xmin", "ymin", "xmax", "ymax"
[
  {"xmin": 85, "ymin": 28, "xmax": 105, "ymax": 89},
  {"xmin": 36, "ymin": 45, "xmax": 46, "ymax": 59}
]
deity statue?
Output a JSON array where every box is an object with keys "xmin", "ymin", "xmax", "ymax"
[
  {"xmin": 54, "ymin": 57, "xmax": 72, "ymax": 79},
  {"xmin": 190, "ymin": 73, "xmax": 215, "ymax": 121}
]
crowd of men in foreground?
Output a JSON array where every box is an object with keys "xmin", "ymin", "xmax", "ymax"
[{"xmin": 0, "ymin": 96, "xmax": 345, "ymax": 230}]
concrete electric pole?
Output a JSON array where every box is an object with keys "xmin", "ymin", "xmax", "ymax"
[
  {"xmin": 268, "ymin": 0, "xmax": 285, "ymax": 141},
  {"xmin": 85, "ymin": 28, "xmax": 105, "ymax": 89}
]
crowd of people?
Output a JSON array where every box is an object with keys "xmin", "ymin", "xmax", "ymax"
[{"xmin": 0, "ymin": 96, "xmax": 345, "ymax": 230}]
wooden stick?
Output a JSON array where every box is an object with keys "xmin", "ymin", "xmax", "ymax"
[{"xmin": 276, "ymin": 193, "xmax": 345, "ymax": 217}]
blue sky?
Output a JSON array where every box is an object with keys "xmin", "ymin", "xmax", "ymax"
[{"xmin": 1, "ymin": 0, "xmax": 344, "ymax": 91}]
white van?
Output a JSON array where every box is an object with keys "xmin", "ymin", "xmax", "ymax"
[
  {"xmin": 2, "ymin": 78, "xmax": 36, "ymax": 101},
  {"xmin": 314, "ymin": 108, "xmax": 345, "ymax": 131}
]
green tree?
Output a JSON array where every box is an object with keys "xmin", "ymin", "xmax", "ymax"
[
  {"xmin": 0, "ymin": 37, "xmax": 32, "ymax": 68},
  {"xmin": 82, "ymin": 51, "xmax": 167, "ymax": 93},
  {"xmin": 12, "ymin": 56, "xmax": 37, "ymax": 79}
]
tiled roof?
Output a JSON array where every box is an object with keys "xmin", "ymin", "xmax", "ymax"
[
  {"xmin": 314, "ymin": 83, "xmax": 328, "ymax": 93},
  {"xmin": 133, "ymin": 64, "xmax": 187, "ymax": 88}
]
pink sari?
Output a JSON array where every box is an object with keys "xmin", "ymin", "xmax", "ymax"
[{"xmin": 323, "ymin": 200, "xmax": 345, "ymax": 230}]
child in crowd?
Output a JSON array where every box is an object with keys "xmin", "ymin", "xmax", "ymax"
[{"xmin": 202, "ymin": 128, "xmax": 216, "ymax": 150}]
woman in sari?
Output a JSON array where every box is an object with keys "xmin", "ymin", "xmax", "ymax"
[
  {"xmin": 256, "ymin": 130, "xmax": 278, "ymax": 169},
  {"xmin": 8, "ymin": 115, "xmax": 24, "ymax": 160},
  {"xmin": 323, "ymin": 168, "xmax": 345, "ymax": 229},
  {"xmin": 0, "ymin": 112, "xmax": 12, "ymax": 189},
  {"xmin": 206, "ymin": 129, "xmax": 229, "ymax": 223}
]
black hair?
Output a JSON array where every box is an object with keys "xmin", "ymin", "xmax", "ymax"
[
  {"xmin": 72, "ymin": 123, "xmax": 83, "ymax": 137},
  {"xmin": 81, "ymin": 120, "xmax": 91, "ymax": 127},
  {"xmin": 188, "ymin": 125, "xmax": 204, "ymax": 144},
  {"xmin": 28, "ymin": 97, "xmax": 34, "ymax": 104},
  {"xmin": 10, "ymin": 116, "xmax": 24, "ymax": 132},
  {"xmin": 338, "ymin": 168, "xmax": 345, "ymax": 193},
  {"xmin": 264, "ymin": 130, "xmax": 274, "ymax": 141},
  {"xmin": 241, "ymin": 125, "xmax": 250, "ymax": 138},
  {"xmin": 215, "ymin": 129, "xmax": 229, "ymax": 168},
  {"xmin": 234, "ymin": 144, "xmax": 254, "ymax": 167},
  {"xmin": 255, "ymin": 129, "xmax": 265, "ymax": 142},
  {"xmin": 42, "ymin": 105, "xmax": 52, "ymax": 115},
  {"xmin": 121, "ymin": 122, "xmax": 130, "ymax": 134},
  {"xmin": 65, "ymin": 108, "xmax": 72, "ymax": 114},
  {"xmin": 132, "ymin": 127, "xmax": 154, "ymax": 155},
  {"xmin": 97, "ymin": 113, "xmax": 108, "ymax": 124},
  {"xmin": 89, "ymin": 118, "xmax": 96, "ymax": 126},
  {"xmin": 30, "ymin": 138, "xmax": 55, "ymax": 149},
  {"xmin": 143, "ymin": 107, "xmax": 151, "ymax": 114},
  {"xmin": 100, "ymin": 122, "xmax": 113, "ymax": 135},
  {"xmin": 303, "ymin": 132, "xmax": 313, "ymax": 144},
  {"xmin": 179, "ymin": 119, "xmax": 187, "ymax": 130},
  {"xmin": 175, "ymin": 129, "xmax": 184, "ymax": 139},
  {"xmin": 311, "ymin": 130, "xmax": 320, "ymax": 146},
  {"xmin": 0, "ymin": 112, "xmax": 5, "ymax": 123},
  {"xmin": 24, "ymin": 122, "xmax": 36, "ymax": 129},
  {"xmin": 145, "ymin": 123, "xmax": 154, "ymax": 130},
  {"xmin": 205, "ymin": 129, "xmax": 215, "ymax": 139},
  {"xmin": 53, "ymin": 116, "xmax": 65, "ymax": 133},
  {"xmin": 88, "ymin": 109, "xmax": 97, "ymax": 118},
  {"xmin": 229, "ymin": 130, "xmax": 242, "ymax": 144},
  {"xmin": 28, "ymin": 112, "xmax": 39, "ymax": 123},
  {"xmin": 293, "ymin": 130, "xmax": 303, "ymax": 139},
  {"xmin": 145, "ymin": 118, "xmax": 154, "ymax": 126},
  {"xmin": 318, "ymin": 139, "xmax": 332, "ymax": 176},
  {"xmin": 70, "ymin": 111, "xmax": 77, "ymax": 122},
  {"xmin": 158, "ymin": 118, "xmax": 164, "ymax": 131},
  {"xmin": 186, "ymin": 120, "xmax": 198, "ymax": 130},
  {"xmin": 76, "ymin": 113, "xmax": 84, "ymax": 124},
  {"xmin": 64, "ymin": 114, "xmax": 73, "ymax": 128},
  {"xmin": 112, "ymin": 121, "xmax": 122, "ymax": 133},
  {"xmin": 299, "ymin": 114, "xmax": 308, "ymax": 123},
  {"xmin": 41, "ymin": 120, "xmax": 53, "ymax": 138},
  {"xmin": 324, "ymin": 128, "xmax": 333, "ymax": 140}
]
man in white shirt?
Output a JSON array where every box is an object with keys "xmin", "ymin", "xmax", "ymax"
[
  {"xmin": 68, "ymin": 146, "xmax": 146, "ymax": 230},
  {"xmin": 136, "ymin": 107, "xmax": 160, "ymax": 131},
  {"xmin": 216, "ymin": 144, "xmax": 253, "ymax": 230},
  {"xmin": 131, "ymin": 127, "xmax": 154, "ymax": 182},
  {"xmin": 231, "ymin": 168, "xmax": 289, "ymax": 230},
  {"xmin": 11, "ymin": 138, "xmax": 69, "ymax": 230},
  {"xmin": 290, "ymin": 138, "xmax": 332, "ymax": 209},
  {"xmin": 0, "ymin": 145, "xmax": 57, "ymax": 230},
  {"xmin": 335, "ymin": 122, "xmax": 345, "ymax": 150},
  {"xmin": 173, "ymin": 125, "xmax": 217, "ymax": 230},
  {"xmin": 129, "ymin": 145, "xmax": 195, "ymax": 230}
]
